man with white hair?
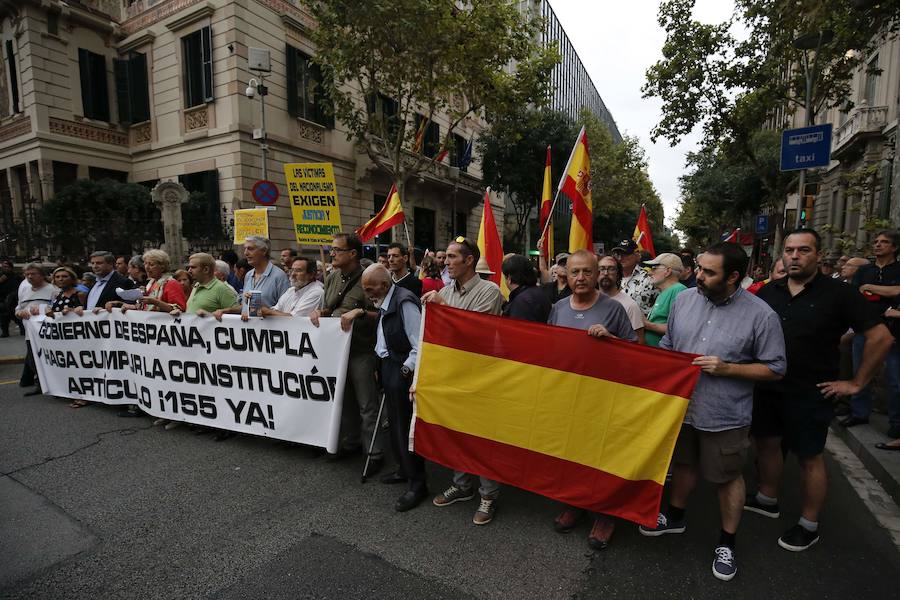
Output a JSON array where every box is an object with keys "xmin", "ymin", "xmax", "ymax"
[
  {"xmin": 213, "ymin": 236, "xmax": 290, "ymax": 319},
  {"xmin": 214, "ymin": 260, "xmax": 231, "ymax": 282},
  {"xmin": 262, "ymin": 257, "xmax": 324, "ymax": 317},
  {"xmin": 359, "ymin": 264, "xmax": 427, "ymax": 511},
  {"xmin": 642, "ymin": 253, "xmax": 687, "ymax": 347}
]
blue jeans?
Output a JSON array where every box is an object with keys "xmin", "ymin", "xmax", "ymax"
[{"xmin": 851, "ymin": 334, "xmax": 900, "ymax": 426}]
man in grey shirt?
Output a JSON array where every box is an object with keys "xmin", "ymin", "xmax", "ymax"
[
  {"xmin": 547, "ymin": 249, "xmax": 636, "ymax": 552},
  {"xmin": 639, "ymin": 242, "xmax": 785, "ymax": 583}
]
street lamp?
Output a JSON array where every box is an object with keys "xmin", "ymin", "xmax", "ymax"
[
  {"xmin": 791, "ymin": 30, "xmax": 834, "ymax": 229},
  {"xmin": 247, "ymin": 47, "xmax": 272, "ymax": 182}
]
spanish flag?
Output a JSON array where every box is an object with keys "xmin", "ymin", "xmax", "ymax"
[
  {"xmin": 413, "ymin": 305, "xmax": 700, "ymax": 527},
  {"xmin": 633, "ymin": 204, "xmax": 656, "ymax": 258},
  {"xmin": 476, "ymin": 188, "xmax": 505, "ymax": 293},
  {"xmin": 560, "ymin": 126, "xmax": 592, "ymax": 252},
  {"xmin": 356, "ymin": 184, "xmax": 404, "ymax": 242},
  {"xmin": 538, "ymin": 145, "xmax": 554, "ymax": 263}
]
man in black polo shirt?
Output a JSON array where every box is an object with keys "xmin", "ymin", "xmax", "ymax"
[
  {"xmin": 841, "ymin": 230, "xmax": 900, "ymax": 438},
  {"xmin": 746, "ymin": 228, "xmax": 893, "ymax": 552}
]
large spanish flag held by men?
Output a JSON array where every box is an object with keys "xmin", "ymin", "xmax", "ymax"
[
  {"xmin": 633, "ymin": 204, "xmax": 656, "ymax": 258},
  {"xmin": 356, "ymin": 184, "xmax": 405, "ymax": 242},
  {"xmin": 560, "ymin": 126, "xmax": 592, "ymax": 252},
  {"xmin": 413, "ymin": 304, "xmax": 701, "ymax": 527},
  {"xmin": 538, "ymin": 146, "xmax": 554, "ymax": 263},
  {"xmin": 476, "ymin": 188, "xmax": 504, "ymax": 290}
]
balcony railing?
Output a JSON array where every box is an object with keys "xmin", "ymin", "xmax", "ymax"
[{"xmin": 833, "ymin": 104, "xmax": 888, "ymax": 155}]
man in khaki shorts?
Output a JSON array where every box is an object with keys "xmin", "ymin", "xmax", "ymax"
[{"xmin": 637, "ymin": 242, "xmax": 786, "ymax": 582}]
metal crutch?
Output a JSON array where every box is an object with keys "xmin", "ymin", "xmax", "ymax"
[{"xmin": 361, "ymin": 392, "xmax": 386, "ymax": 483}]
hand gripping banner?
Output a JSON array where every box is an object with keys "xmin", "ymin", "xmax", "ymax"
[{"xmin": 25, "ymin": 311, "xmax": 351, "ymax": 452}]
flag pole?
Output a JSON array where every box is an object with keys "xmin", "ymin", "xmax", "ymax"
[
  {"xmin": 402, "ymin": 219, "xmax": 415, "ymax": 269},
  {"xmin": 539, "ymin": 127, "xmax": 584, "ymax": 248}
]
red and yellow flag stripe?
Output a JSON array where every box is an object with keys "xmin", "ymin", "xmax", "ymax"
[
  {"xmin": 413, "ymin": 304, "xmax": 700, "ymax": 527},
  {"xmin": 356, "ymin": 184, "xmax": 405, "ymax": 242}
]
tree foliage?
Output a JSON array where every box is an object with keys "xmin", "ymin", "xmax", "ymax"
[
  {"xmin": 644, "ymin": 0, "xmax": 898, "ymax": 247},
  {"xmin": 479, "ymin": 109, "xmax": 578, "ymax": 250},
  {"xmin": 307, "ymin": 0, "xmax": 558, "ymax": 201},
  {"xmin": 36, "ymin": 180, "xmax": 163, "ymax": 259}
]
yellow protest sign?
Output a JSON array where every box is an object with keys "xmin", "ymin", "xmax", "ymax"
[
  {"xmin": 284, "ymin": 162, "xmax": 343, "ymax": 245},
  {"xmin": 233, "ymin": 208, "xmax": 269, "ymax": 244}
]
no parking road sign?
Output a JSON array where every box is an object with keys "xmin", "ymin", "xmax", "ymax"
[{"xmin": 252, "ymin": 180, "xmax": 279, "ymax": 206}]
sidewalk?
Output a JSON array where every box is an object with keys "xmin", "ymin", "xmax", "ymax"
[
  {"xmin": 831, "ymin": 413, "xmax": 900, "ymax": 507},
  {"xmin": 0, "ymin": 329, "xmax": 26, "ymax": 364}
]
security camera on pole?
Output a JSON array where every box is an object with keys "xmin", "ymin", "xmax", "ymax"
[{"xmin": 247, "ymin": 47, "xmax": 271, "ymax": 181}]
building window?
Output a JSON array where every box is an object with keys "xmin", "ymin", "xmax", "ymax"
[
  {"xmin": 285, "ymin": 45, "xmax": 333, "ymax": 128},
  {"xmin": 182, "ymin": 27, "xmax": 213, "ymax": 108},
  {"xmin": 455, "ymin": 211, "xmax": 467, "ymax": 239},
  {"xmin": 89, "ymin": 167, "xmax": 128, "ymax": 183},
  {"xmin": 414, "ymin": 115, "xmax": 440, "ymax": 158},
  {"xmin": 114, "ymin": 53, "xmax": 151, "ymax": 125},
  {"xmin": 451, "ymin": 133, "xmax": 470, "ymax": 172},
  {"xmin": 863, "ymin": 54, "xmax": 879, "ymax": 106},
  {"xmin": 6, "ymin": 40, "xmax": 20, "ymax": 114},
  {"xmin": 47, "ymin": 12, "xmax": 59, "ymax": 36},
  {"xmin": 53, "ymin": 162, "xmax": 79, "ymax": 192},
  {"xmin": 78, "ymin": 48, "xmax": 110, "ymax": 121},
  {"xmin": 414, "ymin": 207, "xmax": 435, "ymax": 250}
]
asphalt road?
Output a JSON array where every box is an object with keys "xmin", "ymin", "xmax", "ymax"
[{"xmin": 1, "ymin": 362, "xmax": 898, "ymax": 599}]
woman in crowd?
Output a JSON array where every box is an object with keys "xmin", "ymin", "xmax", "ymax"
[
  {"xmin": 174, "ymin": 268, "xmax": 193, "ymax": 300},
  {"xmin": 128, "ymin": 255, "xmax": 147, "ymax": 286},
  {"xmin": 45, "ymin": 266, "xmax": 88, "ymax": 408},
  {"xmin": 118, "ymin": 250, "xmax": 187, "ymax": 422},
  {"xmin": 420, "ymin": 255, "xmax": 445, "ymax": 295},
  {"xmin": 15, "ymin": 264, "xmax": 57, "ymax": 396},
  {"xmin": 77, "ymin": 272, "xmax": 95, "ymax": 295}
]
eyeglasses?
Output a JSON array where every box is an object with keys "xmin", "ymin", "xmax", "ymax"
[
  {"xmin": 329, "ymin": 247, "xmax": 351, "ymax": 254},
  {"xmin": 453, "ymin": 236, "xmax": 477, "ymax": 254}
]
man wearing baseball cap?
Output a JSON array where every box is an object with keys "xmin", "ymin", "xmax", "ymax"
[
  {"xmin": 611, "ymin": 239, "xmax": 657, "ymax": 316},
  {"xmin": 642, "ymin": 253, "xmax": 688, "ymax": 347}
]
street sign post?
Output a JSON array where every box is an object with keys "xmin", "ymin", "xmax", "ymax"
[
  {"xmin": 755, "ymin": 214, "xmax": 769, "ymax": 234},
  {"xmin": 780, "ymin": 124, "xmax": 832, "ymax": 171},
  {"xmin": 252, "ymin": 179, "xmax": 279, "ymax": 206}
]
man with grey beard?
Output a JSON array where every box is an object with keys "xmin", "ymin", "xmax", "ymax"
[{"xmin": 261, "ymin": 257, "xmax": 324, "ymax": 317}]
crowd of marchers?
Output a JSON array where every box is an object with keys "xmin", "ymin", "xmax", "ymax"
[{"xmin": 5, "ymin": 227, "xmax": 900, "ymax": 582}]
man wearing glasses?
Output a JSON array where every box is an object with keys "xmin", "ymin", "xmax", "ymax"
[
  {"xmin": 260, "ymin": 257, "xmax": 324, "ymax": 317},
  {"xmin": 310, "ymin": 234, "xmax": 384, "ymax": 471},
  {"xmin": 642, "ymin": 253, "xmax": 687, "ymax": 347},
  {"xmin": 422, "ymin": 236, "xmax": 504, "ymax": 525}
]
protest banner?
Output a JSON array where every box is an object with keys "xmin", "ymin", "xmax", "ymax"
[
  {"xmin": 413, "ymin": 304, "xmax": 701, "ymax": 527},
  {"xmin": 233, "ymin": 208, "xmax": 270, "ymax": 244},
  {"xmin": 284, "ymin": 162, "xmax": 343, "ymax": 245},
  {"xmin": 25, "ymin": 311, "xmax": 351, "ymax": 452}
]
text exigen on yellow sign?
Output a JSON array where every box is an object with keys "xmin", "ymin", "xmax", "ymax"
[{"xmin": 284, "ymin": 162, "xmax": 343, "ymax": 245}]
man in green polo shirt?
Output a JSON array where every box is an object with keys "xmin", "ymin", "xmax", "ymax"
[
  {"xmin": 642, "ymin": 253, "xmax": 687, "ymax": 347},
  {"xmin": 181, "ymin": 253, "xmax": 240, "ymax": 315}
]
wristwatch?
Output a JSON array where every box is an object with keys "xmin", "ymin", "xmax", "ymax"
[{"xmin": 400, "ymin": 365, "xmax": 413, "ymax": 378}]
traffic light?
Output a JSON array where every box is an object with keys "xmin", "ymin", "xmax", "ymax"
[{"xmin": 800, "ymin": 195, "xmax": 815, "ymax": 225}]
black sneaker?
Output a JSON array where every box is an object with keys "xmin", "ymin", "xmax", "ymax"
[
  {"xmin": 638, "ymin": 512, "xmax": 686, "ymax": 536},
  {"xmin": 743, "ymin": 494, "xmax": 780, "ymax": 518},
  {"xmin": 778, "ymin": 524, "xmax": 819, "ymax": 552},
  {"xmin": 712, "ymin": 545, "xmax": 737, "ymax": 581}
]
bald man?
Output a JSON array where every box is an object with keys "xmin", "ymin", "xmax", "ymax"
[
  {"xmin": 840, "ymin": 257, "xmax": 869, "ymax": 283},
  {"xmin": 360, "ymin": 264, "xmax": 427, "ymax": 512}
]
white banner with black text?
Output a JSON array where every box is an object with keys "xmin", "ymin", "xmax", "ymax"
[{"xmin": 25, "ymin": 310, "xmax": 351, "ymax": 452}]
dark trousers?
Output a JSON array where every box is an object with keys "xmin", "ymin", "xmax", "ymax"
[
  {"xmin": 21, "ymin": 340, "xmax": 38, "ymax": 388},
  {"xmin": 380, "ymin": 359, "xmax": 426, "ymax": 492}
]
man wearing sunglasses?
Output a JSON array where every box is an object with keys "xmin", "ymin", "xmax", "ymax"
[{"xmin": 422, "ymin": 236, "xmax": 504, "ymax": 525}]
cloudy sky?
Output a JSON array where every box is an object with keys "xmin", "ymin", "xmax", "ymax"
[{"xmin": 550, "ymin": 0, "xmax": 735, "ymax": 228}]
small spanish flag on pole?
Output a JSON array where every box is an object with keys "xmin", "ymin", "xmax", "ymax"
[
  {"xmin": 476, "ymin": 187, "xmax": 505, "ymax": 293},
  {"xmin": 538, "ymin": 146, "xmax": 554, "ymax": 263},
  {"xmin": 356, "ymin": 183, "xmax": 405, "ymax": 242},
  {"xmin": 632, "ymin": 204, "xmax": 656, "ymax": 258},
  {"xmin": 560, "ymin": 126, "xmax": 592, "ymax": 252}
]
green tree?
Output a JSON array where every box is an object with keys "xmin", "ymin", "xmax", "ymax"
[
  {"xmin": 578, "ymin": 108, "xmax": 669, "ymax": 253},
  {"xmin": 307, "ymin": 0, "xmax": 558, "ymax": 204},
  {"xmin": 643, "ymin": 0, "xmax": 898, "ymax": 248},
  {"xmin": 37, "ymin": 180, "xmax": 162, "ymax": 259},
  {"xmin": 479, "ymin": 109, "xmax": 578, "ymax": 251}
]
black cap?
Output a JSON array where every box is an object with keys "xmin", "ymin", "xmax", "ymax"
[{"xmin": 611, "ymin": 239, "xmax": 638, "ymax": 254}]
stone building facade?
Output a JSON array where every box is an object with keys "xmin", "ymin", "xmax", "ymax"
[{"xmin": 0, "ymin": 0, "xmax": 492, "ymax": 260}]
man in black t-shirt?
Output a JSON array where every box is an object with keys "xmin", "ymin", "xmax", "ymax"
[
  {"xmin": 747, "ymin": 229, "xmax": 892, "ymax": 552},
  {"xmin": 842, "ymin": 230, "xmax": 900, "ymax": 435}
]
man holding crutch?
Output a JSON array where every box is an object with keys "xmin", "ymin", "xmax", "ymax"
[{"xmin": 358, "ymin": 264, "xmax": 427, "ymax": 511}]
